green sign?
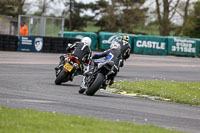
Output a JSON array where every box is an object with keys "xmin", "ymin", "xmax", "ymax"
[
  {"xmin": 18, "ymin": 36, "xmax": 43, "ymax": 52},
  {"xmin": 195, "ymin": 39, "xmax": 200, "ymax": 57},
  {"xmin": 99, "ymin": 31, "xmax": 134, "ymax": 50},
  {"xmin": 168, "ymin": 37, "xmax": 199, "ymax": 57},
  {"xmin": 59, "ymin": 31, "xmax": 98, "ymax": 51},
  {"xmin": 134, "ymin": 35, "xmax": 168, "ymax": 55}
]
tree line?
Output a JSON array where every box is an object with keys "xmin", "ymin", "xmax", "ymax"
[{"xmin": 0, "ymin": 0, "xmax": 199, "ymax": 38}]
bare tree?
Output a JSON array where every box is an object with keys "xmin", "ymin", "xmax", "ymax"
[
  {"xmin": 117, "ymin": 0, "xmax": 147, "ymax": 33},
  {"xmin": 174, "ymin": 0, "xmax": 190, "ymax": 36},
  {"xmin": 155, "ymin": 0, "xmax": 190, "ymax": 36},
  {"xmin": 62, "ymin": 0, "xmax": 75, "ymax": 30},
  {"xmin": 0, "ymin": 0, "xmax": 27, "ymax": 17},
  {"xmin": 96, "ymin": 0, "xmax": 147, "ymax": 33},
  {"xmin": 37, "ymin": 0, "xmax": 52, "ymax": 15},
  {"xmin": 18, "ymin": 0, "xmax": 26, "ymax": 15}
]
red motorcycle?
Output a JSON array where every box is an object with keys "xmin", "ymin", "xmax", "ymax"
[{"xmin": 55, "ymin": 54, "xmax": 81, "ymax": 85}]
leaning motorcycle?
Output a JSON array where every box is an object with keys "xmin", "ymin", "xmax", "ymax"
[
  {"xmin": 84, "ymin": 60, "xmax": 115, "ymax": 96},
  {"xmin": 55, "ymin": 54, "xmax": 81, "ymax": 85}
]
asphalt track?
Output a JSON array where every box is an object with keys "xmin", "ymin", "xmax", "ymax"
[{"xmin": 0, "ymin": 51, "xmax": 200, "ymax": 133}]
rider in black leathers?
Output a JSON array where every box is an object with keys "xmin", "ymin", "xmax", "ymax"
[
  {"xmin": 55, "ymin": 37, "xmax": 92, "ymax": 79},
  {"xmin": 79, "ymin": 41, "xmax": 122, "ymax": 93},
  {"xmin": 118, "ymin": 35, "xmax": 131, "ymax": 68}
]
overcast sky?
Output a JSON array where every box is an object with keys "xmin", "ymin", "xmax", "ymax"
[{"xmin": 25, "ymin": 0, "xmax": 98, "ymax": 16}]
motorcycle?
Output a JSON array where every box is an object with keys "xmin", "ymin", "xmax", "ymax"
[
  {"xmin": 83, "ymin": 60, "xmax": 116, "ymax": 96},
  {"xmin": 55, "ymin": 53, "xmax": 81, "ymax": 85}
]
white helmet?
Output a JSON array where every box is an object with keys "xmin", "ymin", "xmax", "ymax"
[
  {"xmin": 81, "ymin": 37, "xmax": 92, "ymax": 47},
  {"xmin": 110, "ymin": 41, "xmax": 121, "ymax": 50}
]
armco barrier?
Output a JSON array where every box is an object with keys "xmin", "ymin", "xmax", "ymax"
[
  {"xmin": 133, "ymin": 35, "xmax": 168, "ymax": 55},
  {"xmin": 59, "ymin": 31, "xmax": 97, "ymax": 51},
  {"xmin": 167, "ymin": 37, "xmax": 200, "ymax": 57},
  {"xmin": 99, "ymin": 32, "xmax": 134, "ymax": 50}
]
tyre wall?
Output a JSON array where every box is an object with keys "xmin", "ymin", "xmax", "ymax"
[
  {"xmin": 98, "ymin": 32, "xmax": 134, "ymax": 51},
  {"xmin": 0, "ymin": 33, "xmax": 200, "ymax": 57},
  {"xmin": 0, "ymin": 34, "xmax": 18, "ymax": 51},
  {"xmin": 59, "ymin": 31, "xmax": 97, "ymax": 51}
]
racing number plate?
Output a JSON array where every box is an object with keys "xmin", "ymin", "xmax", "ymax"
[{"xmin": 63, "ymin": 63, "xmax": 73, "ymax": 72}]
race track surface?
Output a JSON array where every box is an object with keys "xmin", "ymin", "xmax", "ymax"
[{"xmin": 0, "ymin": 51, "xmax": 200, "ymax": 133}]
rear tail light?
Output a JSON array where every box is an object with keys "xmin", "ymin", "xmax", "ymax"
[{"xmin": 68, "ymin": 56, "xmax": 80, "ymax": 66}]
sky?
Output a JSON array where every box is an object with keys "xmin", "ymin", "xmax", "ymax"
[{"xmin": 25, "ymin": 0, "xmax": 98, "ymax": 16}]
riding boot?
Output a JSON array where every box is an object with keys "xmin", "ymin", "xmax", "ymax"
[{"xmin": 79, "ymin": 76, "xmax": 87, "ymax": 94}]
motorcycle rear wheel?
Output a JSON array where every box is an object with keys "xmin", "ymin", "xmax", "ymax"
[
  {"xmin": 86, "ymin": 73, "xmax": 105, "ymax": 96},
  {"xmin": 55, "ymin": 70, "xmax": 67, "ymax": 85}
]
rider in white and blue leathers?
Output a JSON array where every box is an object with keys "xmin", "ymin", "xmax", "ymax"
[{"xmin": 79, "ymin": 41, "xmax": 122, "ymax": 93}]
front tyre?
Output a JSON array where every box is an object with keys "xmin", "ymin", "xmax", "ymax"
[
  {"xmin": 55, "ymin": 70, "xmax": 67, "ymax": 85},
  {"xmin": 86, "ymin": 73, "xmax": 105, "ymax": 96}
]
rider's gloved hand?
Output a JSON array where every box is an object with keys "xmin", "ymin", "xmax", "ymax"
[{"xmin": 60, "ymin": 54, "xmax": 66, "ymax": 61}]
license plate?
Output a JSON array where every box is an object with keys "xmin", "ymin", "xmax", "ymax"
[{"xmin": 63, "ymin": 63, "xmax": 73, "ymax": 72}]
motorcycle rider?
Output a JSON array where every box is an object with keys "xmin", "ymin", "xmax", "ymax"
[
  {"xmin": 79, "ymin": 41, "xmax": 122, "ymax": 94},
  {"xmin": 118, "ymin": 35, "xmax": 131, "ymax": 68},
  {"xmin": 55, "ymin": 37, "xmax": 92, "ymax": 80}
]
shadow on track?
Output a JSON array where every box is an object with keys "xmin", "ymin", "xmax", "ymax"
[
  {"xmin": 76, "ymin": 93, "xmax": 121, "ymax": 99},
  {"xmin": 58, "ymin": 84, "xmax": 80, "ymax": 87},
  {"xmin": 50, "ymin": 82, "xmax": 80, "ymax": 87}
]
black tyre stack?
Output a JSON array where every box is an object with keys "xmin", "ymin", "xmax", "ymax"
[
  {"xmin": 43, "ymin": 37, "xmax": 80, "ymax": 53},
  {"xmin": 0, "ymin": 34, "xmax": 80, "ymax": 53},
  {"xmin": 0, "ymin": 34, "xmax": 18, "ymax": 51},
  {"xmin": 42, "ymin": 36, "xmax": 51, "ymax": 53}
]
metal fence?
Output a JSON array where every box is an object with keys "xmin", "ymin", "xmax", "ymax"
[{"xmin": 18, "ymin": 15, "xmax": 64, "ymax": 37}]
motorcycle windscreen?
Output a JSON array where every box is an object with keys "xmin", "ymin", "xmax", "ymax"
[{"xmin": 63, "ymin": 62, "xmax": 73, "ymax": 72}]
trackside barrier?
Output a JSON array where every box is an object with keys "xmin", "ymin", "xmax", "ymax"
[
  {"xmin": 196, "ymin": 39, "xmax": 200, "ymax": 57},
  {"xmin": 167, "ymin": 37, "xmax": 200, "ymax": 57},
  {"xmin": 18, "ymin": 36, "xmax": 80, "ymax": 53},
  {"xmin": 0, "ymin": 34, "xmax": 18, "ymax": 51},
  {"xmin": 58, "ymin": 31, "xmax": 98, "ymax": 51},
  {"xmin": 98, "ymin": 31, "xmax": 134, "ymax": 50},
  {"xmin": 1, "ymin": 33, "xmax": 200, "ymax": 57},
  {"xmin": 133, "ymin": 35, "xmax": 168, "ymax": 55},
  {"xmin": 43, "ymin": 37, "xmax": 80, "ymax": 53},
  {"xmin": 18, "ymin": 36, "xmax": 43, "ymax": 52}
]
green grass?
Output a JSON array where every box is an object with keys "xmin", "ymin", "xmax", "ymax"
[
  {"xmin": 84, "ymin": 25, "xmax": 100, "ymax": 33},
  {"xmin": 111, "ymin": 81, "xmax": 200, "ymax": 105},
  {"xmin": 0, "ymin": 106, "xmax": 182, "ymax": 133},
  {"xmin": 132, "ymin": 28, "xmax": 160, "ymax": 35}
]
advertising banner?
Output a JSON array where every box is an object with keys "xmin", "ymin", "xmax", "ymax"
[
  {"xmin": 134, "ymin": 35, "xmax": 168, "ymax": 55},
  {"xmin": 59, "ymin": 32, "xmax": 98, "ymax": 51},
  {"xmin": 99, "ymin": 32, "xmax": 134, "ymax": 50},
  {"xmin": 18, "ymin": 36, "xmax": 43, "ymax": 52},
  {"xmin": 168, "ymin": 37, "xmax": 199, "ymax": 57},
  {"xmin": 195, "ymin": 39, "xmax": 200, "ymax": 57}
]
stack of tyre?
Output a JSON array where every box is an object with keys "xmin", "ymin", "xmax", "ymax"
[
  {"xmin": 43, "ymin": 37, "xmax": 80, "ymax": 53},
  {"xmin": 0, "ymin": 34, "xmax": 18, "ymax": 51}
]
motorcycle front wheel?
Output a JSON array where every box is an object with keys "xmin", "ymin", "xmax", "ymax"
[{"xmin": 86, "ymin": 73, "xmax": 105, "ymax": 96}]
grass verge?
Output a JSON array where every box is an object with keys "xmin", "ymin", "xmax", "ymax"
[
  {"xmin": 111, "ymin": 81, "xmax": 200, "ymax": 105},
  {"xmin": 0, "ymin": 106, "xmax": 182, "ymax": 133}
]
